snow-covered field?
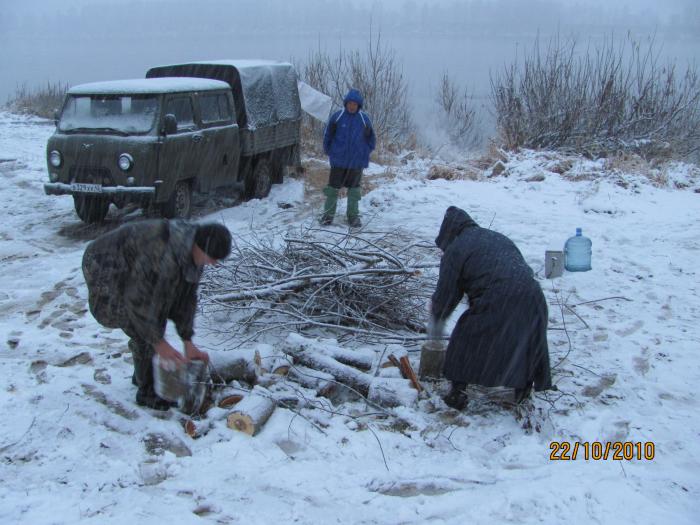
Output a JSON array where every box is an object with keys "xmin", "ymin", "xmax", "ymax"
[{"xmin": 0, "ymin": 111, "xmax": 699, "ymax": 524}]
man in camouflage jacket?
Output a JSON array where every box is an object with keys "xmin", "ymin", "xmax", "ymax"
[{"xmin": 82, "ymin": 219, "xmax": 231, "ymax": 409}]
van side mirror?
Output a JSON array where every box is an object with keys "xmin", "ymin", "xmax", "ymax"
[
  {"xmin": 163, "ymin": 113, "xmax": 178, "ymax": 135},
  {"xmin": 53, "ymin": 109, "xmax": 59, "ymax": 127}
]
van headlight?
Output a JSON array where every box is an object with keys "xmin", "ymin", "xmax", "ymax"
[
  {"xmin": 118, "ymin": 153, "xmax": 133, "ymax": 172},
  {"xmin": 49, "ymin": 150, "xmax": 62, "ymax": 168}
]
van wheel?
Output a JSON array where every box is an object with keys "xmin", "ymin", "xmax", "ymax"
[
  {"xmin": 161, "ymin": 181, "xmax": 192, "ymax": 219},
  {"xmin": 73, "ymin": 195, "xmax": 110, "ymax": 223},
  {"xmin": 244, "ymin": 158, "xmax": 272, "ymax": 200}
]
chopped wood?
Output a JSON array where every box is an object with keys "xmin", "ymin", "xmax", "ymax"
[
  {"xmin": 227, "ymin": 388, "xmax": 277, "ymax": 436},
  {"xmin": 218, "ymin": 395, "xmax": 244, "ymax": 409},
  {"xmin": 182, "ymin": 419, "xmax": 197, "ymax": 438},
  {"xmin": 399, "ymin": 356, "xmax": 423, "ymax": 393},
  {"xmin": 387, "ymin": 354, "xmax": 402, "ymax": 369},
  {"xmin": 180, "ymin": 418, "xmax": 213, "ymax": 439},
  {"xmin": 272, "ymin": 365, "xmax": 290, "ymax": 376}
]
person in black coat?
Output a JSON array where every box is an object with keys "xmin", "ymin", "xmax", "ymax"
[{"xmin": 430, "ymin": 206, "xmax": 552, "ymax": 409}]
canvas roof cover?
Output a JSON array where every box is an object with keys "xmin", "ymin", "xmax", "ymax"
[{"xmin": 146, "ymin": 60, "xmax": 301, "ymax": 129}]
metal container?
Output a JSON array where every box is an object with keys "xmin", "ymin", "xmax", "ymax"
[
  {"xmin": 545, "ymin": 250, "xmax": 564, "ymax": 278},
  {"xmin": 179, "ymin": 360, "xmax": 210, "ymax": 415},
  {"xmin": 419, "ymin": 340, "xmax": 446, "ymax": 380},
  {"xmin": 153, "ymin": 356, "xmax": 210, "ymax": 414}
]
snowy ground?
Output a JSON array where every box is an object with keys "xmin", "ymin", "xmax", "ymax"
[{"xmin": 0, "ymin": 111, "xmax": 699, "ymax": 524}]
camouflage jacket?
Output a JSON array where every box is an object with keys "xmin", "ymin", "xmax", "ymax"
[{"xmin": 82, "ymin": 219, "xmax": 202, "ymax": 345}]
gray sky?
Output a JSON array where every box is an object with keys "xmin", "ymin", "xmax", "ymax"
[{"xmin": 1, "ymin": 0, "xmax": 698, "ymax": 109}]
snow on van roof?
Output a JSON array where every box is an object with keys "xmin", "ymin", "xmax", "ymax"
[
  {"xmin": 156, "ymin": 59, "xmax": 294, "ymax": 69},
  {"xmin": 68, "ymin": 77, "xmax": 230, "ymax": 95}
]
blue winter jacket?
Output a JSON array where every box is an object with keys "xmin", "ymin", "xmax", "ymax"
[{"xmin": 323, "ymin": 89, "xmax": 376, "ymax": 169}]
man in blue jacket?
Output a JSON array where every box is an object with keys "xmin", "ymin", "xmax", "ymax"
[{"xmin": 322, "ymin": 88, "xmax": 376, "ymax": 227}]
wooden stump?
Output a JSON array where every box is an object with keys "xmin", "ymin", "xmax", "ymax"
[{"xmin": 418, "ymin": 341, "xmax": 445, "ymax": 380}]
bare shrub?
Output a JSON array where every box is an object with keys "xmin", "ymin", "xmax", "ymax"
[
  {"xmin": 434, "ymin": 72, "xmax": 481, "ymax": 150},
  {"xmin": 491, "ymin": 35, "xmax": 700, "ymax": 161},
  {"xmin": 300, "ymin": 32, "xmax": 413, "ymax": 152},
  {"xmin": 5, "ymin": 82, "xmax": 69, "ymax": 119}
]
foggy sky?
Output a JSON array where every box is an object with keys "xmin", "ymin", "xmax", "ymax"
[{"xmin": 1, "ymin": 0, "xmax": 698, "ymax": 110}]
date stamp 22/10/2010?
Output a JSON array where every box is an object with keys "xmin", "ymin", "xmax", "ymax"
[{"xmin": 549, "ymin": 441, "xmax": 655, "ymax": 461}]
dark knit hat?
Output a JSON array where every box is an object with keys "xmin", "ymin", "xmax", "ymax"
[{"xmin": 194, "ymin": 223, "xmax": 232, "ymax": 260}]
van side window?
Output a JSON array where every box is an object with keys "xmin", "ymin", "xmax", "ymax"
[
  {"xmin": 165, "ymin": 96, "xmax": 195, "ymax": 131},
  {"xmin": 200, "ymin": 93, "xmax": 233, "ymax": 124}
]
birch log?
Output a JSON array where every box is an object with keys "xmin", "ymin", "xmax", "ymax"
[
  {"xmin": 227, "ymin": 388, "xmax": 276, "ymax": 436},
  {"xmin": 368, "ymin": 378, "xmax": 419, "ymax": 408},
  {"xmin": 208, "ymin": 350, "xmax": 259, "ymax": 385},
  {"xmin": 285, "ymin": 348, "xmax": 373, "ymax": 396}
]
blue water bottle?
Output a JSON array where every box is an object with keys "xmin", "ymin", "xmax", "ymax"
[{"xmin": 564, "ymin": 228, "xmax": 592, "ymax": 272}]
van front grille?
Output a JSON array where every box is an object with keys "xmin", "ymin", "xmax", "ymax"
[{"xmin": 70, "ymin": 166, "xmax": 113, "ymax": 186}]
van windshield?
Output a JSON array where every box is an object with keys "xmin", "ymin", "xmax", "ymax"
[{"xmin": 59, "ymin": 95, "xmax": 159, "ymax": 134}]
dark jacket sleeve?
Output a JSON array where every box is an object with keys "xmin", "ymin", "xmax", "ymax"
[
  {"xmin": 431, "ymin": 249, "xmax": 464, "ymax": 321},
  {"xmin": 170, "ymin": 283, "xmax": 197, "ymax": 341},
  {"xmin": 123, "ymin": 248, "xmax": 178, "ymax": 345},
  {"xmin": 363, "ymin": 113, "xmax": 376, "ymax": 152},
  {"xmin": 323, "ymin": 111, "xmax": 339, "ymax": 155}
]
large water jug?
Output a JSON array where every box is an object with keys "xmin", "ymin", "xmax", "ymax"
[{"xmin": 564, "ymin": 228, "xmax": 592, "ymax": 271}]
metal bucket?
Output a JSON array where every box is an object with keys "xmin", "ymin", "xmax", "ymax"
[
  {"xmin": 545, "ymin": 250, "xmax": 564, "ymax": 278},
  {"xmin": 153, "ymin": 356, "xmax": 211, "ymax": 414}
]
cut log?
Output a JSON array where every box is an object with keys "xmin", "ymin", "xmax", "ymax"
[
  {"xmin": 218, "ymin": 394, "xmax": 244, "ymax": 409},
  {"xmin": 287, "ymin": 364, "xmax": 335, "ymax": 390},
  {"xmin": 180, "ymin": 418, "xmax": 212, "ymax": 439},
  {"xmin": 320, "ymin": 346, "xmax": 374, "ymax": 371},
  {"xmin": 227, "ymin": 388, "xmax": 277, "ymax": 436},
  {"xmin": 285, "ymin": 347, "xmax": 372, "ymax": 397},
  {"xmin": 368, "ymin": 378, "xmax": 419, "ymax": 408},
  {"xmin": 284, "ymin": 333, "xmax": 374, "ymax": 371},
  {"xmin": 208, "ymin": 350, "xmax": 259, "ymax": 385}
]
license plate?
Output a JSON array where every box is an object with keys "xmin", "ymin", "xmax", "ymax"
[{"xmin": 70, "ymin": 183, "xmax": 102, "ymax": 194}]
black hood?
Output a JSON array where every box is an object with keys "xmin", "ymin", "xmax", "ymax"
[{"xmin": 435, "ymin": 206, "xmax": 479, "ymax": 251}]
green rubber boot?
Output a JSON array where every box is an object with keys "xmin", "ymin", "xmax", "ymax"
[
  {"xmin": 347, "ymin": 187, "xmax": 362, "ymax": 227},
  {"xmin": 321, "ymin": 186, "xmax": 339, "ymax": 225}
]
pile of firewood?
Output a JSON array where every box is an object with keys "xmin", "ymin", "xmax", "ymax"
[
  {"xmin": 183, "ymin": 334, "xmax": 428, "ymax": 438},
  {"xmin": 199, "ymin": 226, "xmax": 437, "ymax": 345}
]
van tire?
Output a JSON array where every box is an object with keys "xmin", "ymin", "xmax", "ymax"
[
  {"xmin": 73, "ymin": 195, "xmax": 110, "ymax": 223},
  {"xmin": 244, "ymin": 158, "xmax": 272, "ymax": 200},
  {"xmin": 161, "ymin": 181, "xmax": 192, "ymax": 219}
]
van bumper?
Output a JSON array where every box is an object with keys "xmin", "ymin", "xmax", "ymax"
[{"xmin": 44, "ymin": 183, "xmax": 156, "ymax": 197}]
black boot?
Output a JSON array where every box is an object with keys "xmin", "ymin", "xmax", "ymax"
[
  {"xmin": 136, "ymin": 386, "xmax": 174, "ymax": 411},
  {"xmin": 443, "ymin": 382, "xmax": 468, "ymax": 410},
  {"xmin": 514, "ymin": 384, "xmax": 533, "ymax": 404},
  {"xmin": 129, "ymin": 338, "xmax": 173, "ymax": 411}
]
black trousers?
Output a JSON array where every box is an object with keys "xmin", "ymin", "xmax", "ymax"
[
  {"xmin": 123, "ymin": 324, "xmax": 155, "ymax": 392},
  {"xmin": 328, "ymin": 167, "xmax": 362, "ymax": 189}
]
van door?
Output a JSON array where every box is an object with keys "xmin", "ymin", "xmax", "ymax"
[
  {"xmin": 196, "ymin": 91, "xmax": 240, "ymax": 192},
  {"xmin": 157, "ymin": 94, "xmax": 202, "ymax": 202}
]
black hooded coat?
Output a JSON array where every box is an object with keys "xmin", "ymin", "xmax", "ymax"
[{"xmin": 431, "ymin": 207, "xmax": 552, "ymax": 391}]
